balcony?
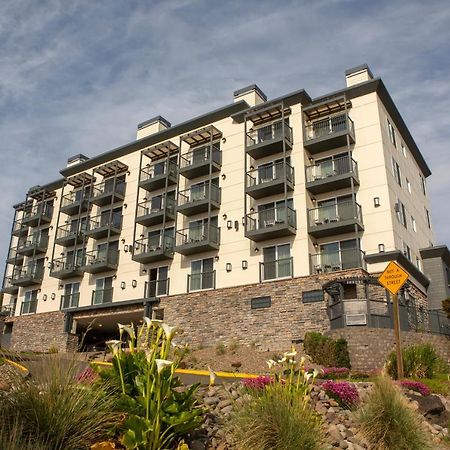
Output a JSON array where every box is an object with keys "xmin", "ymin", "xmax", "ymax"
[
  {"xmin": 55, "ymin": 223, "xmax": 85, "ymax": 247},
  {"xmin": 139, "ymin": 160, "xmax": 177, "ymax": 191},
  {"xmin": 20, "ymin": 299, "xmax": 38, "ymax": 315},
  {"xmin": 132, "ymin": 235, "xmax": 174, "ymax": 264},
  {"xmin": 92, "ymin": 287, "xmax": 114, "ymax": 305},
  {"xmin": 80, "ymin": 248, "xmax": 119, "ymax": 274},
  {"xmin": 6, "ymin": 246, "xmax": 24, "ymax": 264},
  {"xmin": 175, "ymin": 224, "xmax": 220, "ymax": 255},
  {"xmin": 50, "ymin": 256, "xmax": 84, "ymax": 280},
  {"xmin": 307, "ymin": 201, "xmax": 364, "ymax": 238},
  {"xmin": 12, "ymin": 265, "xmax": 44, "ymax": 287},
  {"xmin": 60, "ymin": 292, "xmax": 80, "ymax": 309},
  {"xmin": 22, "ymin": 203, "xmax": 53, "ymax": 227},
  {"xmin": 246, "ymin": 120, "xmax": 292, "ymax": 159},
  {"xmin": 187, "ymin": 270, "xmax": 216, "ymax": 292},
  {"xmin": 12, "ymin": 220, "xmax": 28, "ymax": 237},
  {"xmin": 1, "ymin": 276, "xmax": 19, "ymax": 294},
  {"xmin": 310, "ymin": 248, "xmax": 366, "ymax": 274},
  {"xmin": 0, "ymin": 304, "xmax": 15, "ymax": 317},
  {"xmin": 90, "ymin": 180, "xmax": 126, "ymax": 206},
  {"xmin": 304, "ymin": 113, "xmax": 355, "ymax": 154},
  {"xmin": 260, "ymin": 257, "xmax": 293, "ymax": 282},
  {"xmin": 177, "ymin": 183, "xmax": 221, "ymax": 216},
  {"xmin": 135, "ymin": 196, "xmax": 176, "ymax": 227},
  {"xmin": 245, "ymin": 206, "xmax": 296, "ymax": 242},
  {"xmin": 144, "ymin": 279, "xmax": 170, "ymax": 299},
  {"xmin": 17, "ymin": 235, "xmax": 49, "ymax": 257},
  {"xmin": 179, "ymin": 144, "xmax": 222, "ymax": 179},
  {"xmin": 84, "ymin": 214, "xmax": 122, "ymax": 240},
  {"xmin": 60, "ymin": 190, "xmax": 90, "ymax": 216},
  {"xmin": 305, "ymin": 156, "xmax": 359, "ymax": 195},
  {"xmin": 246, "ymin": 161, "xmax": 294, "ymax": 199}
]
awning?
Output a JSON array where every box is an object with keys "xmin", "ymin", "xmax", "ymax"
[
  {"xmin": 142, "ymin": 141, "xmax": 179, "ymax": 161},
  {"xmin": 303, "ymin": 96, "xmax": 351, "ymax": 121},
  {"xmin": 66, "ymin": 172, "xmax": 95, "ymax": 188},
  {"xmin": 181, "ymin": 125, "xmax": 222, "ymax": 146},
  {"xmin": 245, "ymin": 101, "xmax": 291, "ymax": 126},
  {"xmin": 94, "ymin": 160, "xmax": 128, "ymax": 177}
]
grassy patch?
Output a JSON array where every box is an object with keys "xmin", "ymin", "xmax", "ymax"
[{"xmin": 412, "ymin": 373, "xmax": 450, "ymax": 396}]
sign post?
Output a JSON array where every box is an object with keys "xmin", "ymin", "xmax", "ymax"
[{"xmin": 378, "ymin": 261, "xmax": 409, "ymax": 379}]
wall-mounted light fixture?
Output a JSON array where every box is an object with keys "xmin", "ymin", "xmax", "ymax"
[
  {"xmin": 222, "ymin": 137, "xmax": 226, "ymax": 144},
  {"xmin": 214, "ymin": 255, "xmax": 220, "ymax": 262},
  {"xmin": 222, "ymin": 213, "xmax": 227, "ymax": 220},
  {"xmin": 249, "ymin": 165, "xmax": 254, "ymax": 170},
  {"xmin": 120, "ymin": 281, "xmax": 126, "ymax": 290},
  {"xmin": 227, "ymin": 220, "xmax": 232, "ymax": 229},
  {"xmin": 226, "ymin": 263, "xmax": 232, "ymax": 272},
  {"xmin": 234, "ymin": 220, "xmax": 239, "ymax": 231},
  {"xmin": 254, "ymin": 247, "xmax": 259, "ymax": 253},
  {"xmin": 123, "ymin": 204, "xmax": 127, "ymax": 209},
  {"xmin": 124, "ymin": 244, "xmax": 129, "ymax": 253},
  {"xmin": 378, "ymin": 243, "xmax": 385, "ymax": 253},
  {"xmin": 132, "ymin": 280, "xmax": 137, "ymax": 288},
  {"xmin": 242, "ymin": 260, "xmax": 248, "ymax": 270},
  {"xmin": 58, "ymin": 284, "xmax": 64, "ymax": 289},
  {"xmin": 250, "ymin": 207, "xmax": 255, "ymax": 213},
  {"xmin": 374, "ymin": 197, "xmax": 381, "ymax": 207},
  {"xmin": 47, "ymin": 262, "xmax": 52, "ymax": 269},
  {"xmin": 113, "ymin": 275, "xmax": 118, "ymax": 280},
  {"xmin": 221, "ymin": 174, "xmax": 226, "ymax": 180},
  {"xmin": 42, "ymin": 294, "xmax": 48, "ymax": 301},
  {"xmin": 242, "ymin": 216, "xmax": 246, "ymax": 226},
  {"xmin": 142, "ymin": 268, "xmax": 147, "ymax": 274},
  {"xmin": 140, "ymin": 234, "xmax": 145, "ymax": 239},
  {"xmin": 51, "ymin": 293, "xmax": 56, "ymax": 300},
  {"xmin": 121, "ymin": 238, "xmax": 126, "ymax": 244}
]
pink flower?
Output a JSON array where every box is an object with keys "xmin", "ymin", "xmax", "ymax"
[
  {"xmin": 322, "ymin": 367, "xmax": 350, "ymax": 379},
  {"xmin": 242, "ymin": 376, "xmax": 273, "ymax": 389},
  {"xmin": 75, "ymin": 366, "xmax": 98, "ymax": 384},
  {"xmin": 321, "ymin": 380, "xmax": 359, "ymax": 408},
  {"xmin": 398, "ymin": 380, "xmax": 430, "ymax": 396}
]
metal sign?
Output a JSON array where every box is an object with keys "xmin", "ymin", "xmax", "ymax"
[{"xmin": 378, "ymin": 261, "xmax": 409, "ymax": 295}]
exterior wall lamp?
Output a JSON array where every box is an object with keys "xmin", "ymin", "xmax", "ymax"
[
  {"xmin": 378, "ymin": 244, "xmax": 385, "ymax": 253},
  {"xmin": 226, "ymin": 263, "xmax": 232, "ymax": 272},
  {"xmin": 242, "ymin": 260, "xmax": 248, "ymax": 270},
  {"xmin": 227, "ymin": 220, "xmax": 232, "ymax": 229},
  {"xmin": 120, "ymin": 281, "xmax": 126, "ymax": 290},
  {"xmin": 374, "ymin": 197, "xmax": 381, "ymax": 207},
  {"xmin": 132, "ymin": 280, "xmax": 137, "ymax": 288},
  {"xmin": 42, "ymin": 294, "xmax": 47, "ymax": 301},
  {"xmin": 51, "ymin": 293, "xmax": 56, "ymax": 300}
]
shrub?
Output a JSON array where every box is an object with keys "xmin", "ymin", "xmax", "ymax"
[
  {"xmin": 358, "ymin": 375, "xmax": 432, "ymax": 450},
  {"xmin": 386, "ymin": 343, "xmax": 441, "ymax": 379},
  {"xmin": 321, "ymin": 367, "xmax": 350, "ymax": 379},
  {"xmin": 242, "ymin": 375, "xmax": 273, "ymax": 390},
  {"xmin": 321, "ymin": 380, "xmax": 359, "ymax": 409},
  {"xmin": 215, "ymin": 342, "xmax": 226, "ymax": 355},
  {"xmin": 443, "ymin": 298, "xmax": 450, "ymax": 320},
  {"xmin": 398, "ymin": 380, "xmax": 431, "ymax": 396},
  {"xmin": 0, "ymin": 355, "xmax": 118, "ymax": 450},
  {"xmin": 304, "ymin": 332, "xmax": 351, "ymax": 368}
]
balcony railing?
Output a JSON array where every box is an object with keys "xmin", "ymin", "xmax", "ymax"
[
  {"xmin": 177, "ymin": 183, "xmax": 221, "ymax": 216},
  {"xmin": 21, "ymin": 299, "xmax": 38, "ymax": 315},
  {"xmin": 84, "ymin": 214, "xmax": 122, "ymax": 239},
  {"xmin": 132, "ymin": 235, "xmax": 174, "ymax": 263},
  {"xmin": 260, "ymin": 257, "xmax": 293, "ymax": 281},
  {"xmin": 144, "ymin": 278, "xmax": 170, "ymax": 298},
  {"xmin": 55, "ymin": 223, "xmax": 85, "ymax": 246},
  {"xmin": 6, "ymin": 246, "xmax": 23, "ymax": 263},
  {"xmin": 305, "ymin": 156, "xmax": 359, "ymax": 194},
  {"xmin": 140, "ymin": 160, "xmax": 177, "ymax": 191},
  {"xmin": 12, "ymin": 265, "xmax": 45, "ymax": 286},
  {"xmin": 175, "ymin": 224, "xmax": 220, "ymax": 255},
  {"xmin": 22, "ymin": 203, "xmax": 53, "ymax": 227},
  {"xmin": 304, "ymin": 113, "xmax": 355, "ymax": 153},
  {"xmin": 136, "ymin": 196, "xmax": 176, "ymax": 226},
  {"xmin": 1, "ymin": 276, "xmax": 19, "ymax": 294},
  {"xmin": 81, "ymin": 248, "xmax": 119, "ymax": 273},
  {"xmin": 246, "ymin": 121, "xmax": 292, "ymax": 159},
  {"xmin": 187, "ymin": 270, "xmax": 216, "ymax": 292},
  {"xmin": 245, "ymin": 206, "xmax": 296, "ymax": 241},
  {"xmin": 50, "ymin": 256, "xmax": 84, "ymax": 279},
  {"xmin": 90, "ymin": 179, "xmax": 126, "ymax": 206},
  {"xmin": 60, "ymin": 190, "xmax": 90, "ymax": 215},
  {"xmin": 246, "ymin": 161, "xmax": 294, "ymax": 199},
  {"xmin": 307, "ymin": 201, "xmax": 363, "ymax": 238},
  {"xmin": 12, "ymin": 220, "xmax": 28, "ymax": 236},
  {"xmin": 179, "ymin": 144, "xmax": 222, "ymax": 179},
  {"xmin": 17, "ymin": 234, "xmax": 49, "ymax": 256},
  {"xmin": 0, "ymin": 304, "xmax": 16, "ymax": 317},
  {"xmin": 91, "ymin": 287, "xmax": 113, "ymax": 305},
  {"xmin": 60, "ymin": 292, "xmax": 80, "ymax": 309},
  {"xmin": 310, "ymin": 248, "xmax": 366, "ymax": 274}
]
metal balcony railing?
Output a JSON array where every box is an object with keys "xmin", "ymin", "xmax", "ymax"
[
  {"xmin": 175, "ymin": 224, "xmax": 220, "ymax": 247},
  {"xmin": 86, "ymin": 214, "xmax": 122, "ymax": 232},
  {"xmin": 56, "ymin": 221, "xmax": 86, "ymax": 239},
  {"xmin": 18, "ymin": 234, "xmax": 49, "ymax": 251},
  {"xmin": 246, "ymin": 206, "xmax": 296, "ymax": 232},
  {"xmin": 304, "ymin": 113, "xmax": 354, "ymax": 142},
  {"xmin": 308, "ymin": 201, "xmax": 362, "ymax": 228},
  {"xmin": 12, "ymin": 220, "xmax": 27, "ymax": 235},
  {"xmin": 136, "ymin": 196, "xmax": 176, "ymax": 219},
  {"xmin": 51, "ymin": 255, "xmax": 83, "ymax": 273},
  {"xmin": 60, "ymin": 292, "xmax": 80, "ymax": 309},
  {"xmin": 82, "ymin": 248, "xmax": 119, "ymax": 268},
  {"xmin": 310, "ymin": 248, "xmax": 366, "ymax": 274},
  {"xmin": 61, "ymin": 189, "xmax": 90, "ymax": 208},
  {"xmin": 246, "ymin": 120, "xmax": 292, "ymax": 147},
  {"xmin": 140, "ymin": 160, "xmax": 177, "ymax": 182},
  {"xmin": 21, "ymin": 299, "xmax": 38, "ymax": 315},
  {"xmin": 305, "ymin": 156, "xmax": 358, "ymax": 183},
  {"xmin": 7, "ymin": 246, "xmax": 21, "ymax": 262},
  {"xmin": 23, "ymin": 203, "xmax": 53, "ymax": 223},
  {"xmin": 91, "ymin": 287, "xmax": 113, "ymax": 305},
  {"xmin": 12, "ymin": 265, "xmax": 44, "ymax": 283},
  {"xmin": 2, "ymin": 276, "xmax": 17, "ymax": 292},
  {"xmin": 179, "ymin": 144, "xmax": 222, "ymax": 170},
  {"xmin": 188, "ymin": 270, "xmax": 216, "ymax": 292},
  {"xmin": 246, "ymin": 161, "xmax": 294, "ymax": 188},
  {"xmin": 134, "ymin": 235, "xmax": 174, "ymax": 256},
  {"xmin": 144, "ymin": 278, "xmax": 170, "ymax": 298},
  {"xmin": 91, "ymin": 179, "xmax": 126, "ymax": 199},
  {"xmin": 178, "ymin": 183, "xmax": 221, "ymax": 206},
  {"xmin": 0, "ymin": 304, "xmax": 15, "ymax": 317},
  {"xmin": 260, "ymin": 257, "xmax": 293, "ymax": 281}
]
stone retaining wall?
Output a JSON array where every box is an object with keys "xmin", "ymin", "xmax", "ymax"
[{"xmin": 327, "ymin": 328, "xmax": 450, "ymax": 370}]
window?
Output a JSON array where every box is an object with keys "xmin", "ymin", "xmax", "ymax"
[
  {"xmin": 148, "ymin": 266, "xmax": 169, "ymax": 297},
  {"xmin": 63, "ymin": 282, "xmax": 80, "ymax": 308},
  {"xmin": 188, "ymin": 216, "xmax": 218, "ymax": 242},
  {"xmin": 262, "ymin": 244, "xmax": 291, "ymax": 280},
  {"xmin": 317, "ymin": 239, "xmax": 360, "ymax": 272},
  {"xmin": 392, "ymin": 157, "xmax": 401, "ymax": 186},
  {"xmin": 403, "ymin": 242, "xmax": 411, "ymax": 261},
  {"xmin": 189, "ymin": 258, "xmax": 214, "ymax": 291},
  {"xmin": 387, "ymin": 118, "xmax": 397, "ymax": 147},
  {"xmin": 22, "ymin": 290, "xmax": 38, "ymax": 314},
  {"xmin": 316, "ymin": 195, "xmax": 355, "ymax": 223},
  {"xmin": 396, "ymin": 200, "xmax": 407, "ymax": 228},
  {"xmin": 251, "ymin": 296, "xmax": 271, "ymax": 309},
  {"xmin": 406, "ymin": 178, "xmax": 411, "ymax": 193},
  {"xmin": 302, "ymin": 290, "xmax": 324, "ymax": 303},
  {"xmin": 425, "ymin": 207, "xmax": 431, "ymax": 229},
  {"xmin": 93, "ymin": 277, "xmax": 113, "ymax": 304},
  {"xmin": 257, "ymin": 157, "xmax": 291, "ymax": 183},
  {"xmin": 411, "ymin": 216, "xmax": 417, "ymax": 232},
  {"xmin": 401, "ymin": 143, "xmax": 407, "ymax": 157},
  {"xmin": 420, "ymin": 175, "xmax": 427, "ymax": 195},
  {"xmin": 258, "ymin": 199, "xmax": 294, "ymax": 228}
]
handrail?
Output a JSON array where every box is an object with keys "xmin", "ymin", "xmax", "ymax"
[
  {"xmin": 136, "ymin": 195, "xmax": 176, "ymax": 217},
  {"xmin": 310, "ymin": 248, "xmax": 366, "ymax": 274},
  {"xmin": 141, "ymin": 159, "xmax": 177, "ymax": 181},
  {"xmin": 60, "ymin": 292, "xmax": 80, "ymax": 309},
  {"xmin": 246, "ymin": 120, "xmax": 292, "ymax": 147},
  {"xmin": 134, "ymin": 234, "xmax": 174, "ymax": 255},
  {"xmin": 176, "ymin": 224, "xmax": 220, "ymax": 246},
  {"xmin": 178, "ymin": 183, "xmax": 221, "ymax": 205},
  {"xmin": 246, "ymin": 206, "xmax": 296, "ymax": 231},
  {"xmin": 305, "ymin": 156, "xmax": 357, "ymax": 183},
  {"xmin": 188, "ymin": 270, "xmax": 216, "ymax": 292},
  {"xmin": 91, "ymin": 180, "xmax": 126, "ymax": 197},
  {"xmin": 308, "ymin": 201, "xmax": 362, "ymax": 227},
  {"xmin": 260, "ymin": 257, "xmax": 293, "ymax": 281},
  {"xmin": 91, "ymin": 287, "xmax": 113, "ymax": 305},
  {"xmin": 180, "ymin": 143, "xmax": 221, "ymax": 168},
  {"xmin": 246, "ymin": 161, "xmax": 294, "ymax": 187},
  {"xmin": 86, "ymin": 213, "xmax": 122, "ymax": 230},
  {"xmin": 305, "ymin": 112, "xmax": 354, "ymax": 141}
]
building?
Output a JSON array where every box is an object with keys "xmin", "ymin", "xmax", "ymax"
[{"xmin": 1, "ymin": 64, "xmax": 449, "ymax": 364}]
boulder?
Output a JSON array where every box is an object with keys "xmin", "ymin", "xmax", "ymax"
[{"xmin": 406, "ymin": 393, "xmax": 445, "ymax": 415}]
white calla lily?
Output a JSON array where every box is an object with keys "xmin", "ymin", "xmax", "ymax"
[
  {"xmin": 144, "ymin": 348, "xmax": 154, "ymax": 363},
  {"xmin": 155, "ymin": 359, "xmax": 173, "ymax": 374},
  {"xmin": 208, "ymin": 366, "xmax": 216, "ymax": 386},
  {"xmin": 161, "ymin": 323, "xmax": 178, "ymax": 340},
  {"xmin": 278, "ymin": 357, "xmax": 287, "ymax": 364},
  {"xmin": 122, "ymin": 324, "xmax": 136, "ymax": 340},
  {"xmin": 143, "ymin": 316, "xmax": 152, "ymax": 328},
  {"xmin": 150, "ymin": 319, "xmax": 164, "ymax": 327},
  {"xmin": 106, "ymin": 339, "xmax": 121, "ymax": 356},
  {"xmin": 266, "ymin": 359, "xmax": 277, "ymax": 369}
]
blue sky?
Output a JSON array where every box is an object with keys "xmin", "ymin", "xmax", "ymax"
[{"xmin": 0, "ymin": 0, "xmax": 449, "ymax": 264}]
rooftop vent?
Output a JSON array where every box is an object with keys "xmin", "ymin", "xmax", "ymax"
[
  {"xmin": 137, "ymin": 116, "xmax": 171, "ymax": 140},
  {"xmin": 66, "ymin": 154, "xmax": 89, "ymax": 168},
  {"xmin": 345, "ymin": 64, "xmax": 374, "ymax": 87},
  {"xmin": 233, "ymin": 84, "xmax": 267, "ymax": 107}
]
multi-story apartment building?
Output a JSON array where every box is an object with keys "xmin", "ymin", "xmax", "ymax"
[{"xmin": 1, "ymin": 64, "xmax": 449, "ymax": 357}]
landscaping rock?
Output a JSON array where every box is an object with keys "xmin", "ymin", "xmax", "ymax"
[{"xmin": 407, "ymin": 393, "xmax": 445, "ymax": 415}]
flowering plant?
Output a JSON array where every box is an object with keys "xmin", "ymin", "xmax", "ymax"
[
  {"xmin": 321, "ymin": 367, "xmax": 350, "ymax": 379},
  {"xmin": 321, "ymin": 380, "xmax": 359, "ymax": 409},
  {"xmin": 242, "ymin": 375, "xmax": 273, "ymax": 390},
  {"xmin": 75, "ymin": 366, "xmax": 98, "ymax": 384},
  {"xmin": 398, "ymin": 380, "xmax": 431, "ymax": 396}
]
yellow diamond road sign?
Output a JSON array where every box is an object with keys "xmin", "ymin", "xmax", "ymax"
[{"xmin": 378, "ymin": 261, "xmax": 409, "ymax": 295}]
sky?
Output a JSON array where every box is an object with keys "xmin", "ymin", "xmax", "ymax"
[{"xmin": 0, "ymin": 0, "xmax": 449, "ymax": 265}]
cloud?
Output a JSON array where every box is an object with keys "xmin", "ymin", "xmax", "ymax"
[{"xmin": 0, "ymin": 0, "xmax": 449, "ymax": 266}]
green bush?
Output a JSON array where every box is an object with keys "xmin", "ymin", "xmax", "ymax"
[
  {"xmin": 386, "ymin": 343, "xmax": 442, "ymax": 379},
  {"xmin": 358, "ymin": 375, "xmax": 432, "ymax": 450},
  {"xmin": 303, "ymin": 332, "xmax": 351, "ymax": 369}
]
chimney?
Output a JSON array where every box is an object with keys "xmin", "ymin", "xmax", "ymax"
[
  {"xmin": 345, "ymin": 64, "xmax": 374, "ymax": 87},
  {"xmin": 66, "ymin": 154, "xmax": 89, "ymax": 168},
  {"xmin": 233, "ymin": 84, "xmax": 267, "ymax": 107},
  {"xmin": 137, "ymin": 116, "xmax": 171, "ymax": 140}
]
